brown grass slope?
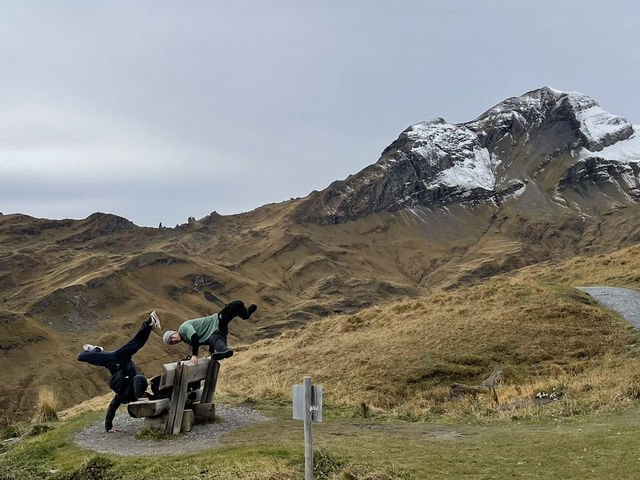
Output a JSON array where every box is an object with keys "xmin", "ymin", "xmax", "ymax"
[
  {"xmin": 1, "ymin": 195, "xmax": 640, "ymax": 422},
  {"xmin": 218, "ymin": 243, "xmax": 640, "ymax": 419}
]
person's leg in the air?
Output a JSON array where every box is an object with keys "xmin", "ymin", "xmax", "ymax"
[
  {"xmin": 111, "ymin": 311, "xmax": 160, "ymax": 363},
  {"xmin": 218, "ymin": 300, "xmax": 256, "ymax": 322},
  {"xmin": 77, "ymin": 311, "xmax": 160, "ymax": 372}
]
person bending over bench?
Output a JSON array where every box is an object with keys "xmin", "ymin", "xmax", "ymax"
[
  {"xmin": 77, "ymin": 311, "xmax": 162, "ymax": 432},
  {"xmin": 163, "ymin": 300, "xmax": 257, "ymax": 365}
]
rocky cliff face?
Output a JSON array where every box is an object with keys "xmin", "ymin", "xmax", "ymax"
[{"xmin": 293, "ymin": 87, "xmax": 640, "ymax": 224}]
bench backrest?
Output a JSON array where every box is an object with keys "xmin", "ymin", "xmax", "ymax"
[{"xmin": 159, "ymin": 357, "xmax": 211, "ymax": 390}]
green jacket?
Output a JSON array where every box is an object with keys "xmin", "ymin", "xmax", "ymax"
[{"xmin": 178, "ymin": 314, "xmax": 219, "ymax": 355}]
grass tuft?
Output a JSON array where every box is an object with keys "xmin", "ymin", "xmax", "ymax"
[
  {"xmin": 28, "ymin": 424, "xmax": 53, "ymax": 436},
  {"xmin": 64, "ymin": 455, "xmax": 115, "ymax": 480},
  {"xmin": 312, "ymin": 448, "xmax": 345, "ymax": 479},
  {"xmin": 288, "ymin": 448, "xmax": 408, "ymax": 480},
  {"xmin": 34, "ymin": 386, "xmax": 58, "ymax": 423},
  {"xmin": 135, "ymin": 428, "xmax": 177, "ymax": 441},
  {"xmin": 1, "ymin": 425, "xmax": 19, "ymax": 440}
]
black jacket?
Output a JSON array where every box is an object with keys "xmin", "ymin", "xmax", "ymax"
[{"xmin": 105, "ymin": 360, "xmax": 139, "ymax": 431}]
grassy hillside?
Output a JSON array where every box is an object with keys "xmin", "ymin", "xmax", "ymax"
[
  {"xmin": 2, "ymin": 201, "xmax": 640, "ymax": 424},
  {"xmin": 2, "ymin": 244, "xmax": 640, "ymax": 479},
  {"xmin": 217, "ymin": 243, "xmax": 640, "ymax": 420}
]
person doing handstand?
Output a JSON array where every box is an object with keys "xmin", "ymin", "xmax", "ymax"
[
  {"xmin": 163, "ymin": 300, "xmax": 256, "ymax": 364},
  {"xmin": 77, "ymin": 311, "xmax": 161, "ymax": 432}
]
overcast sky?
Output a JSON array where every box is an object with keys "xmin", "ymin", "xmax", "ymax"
[{"xmin": 1, "ymin": 1, "xmax": 639, "ymax": 227}]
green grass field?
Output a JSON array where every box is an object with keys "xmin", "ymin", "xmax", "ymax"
[{"xmin": 3, "ymin": 397, "xmax": 640, "ymax": 479}]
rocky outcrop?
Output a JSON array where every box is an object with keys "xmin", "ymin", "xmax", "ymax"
[
  {"xmin": 559, "ymin": 157, "xmax": 640, "ymax": 195},
  {"xmin": 27, "ymin": 285, "xmax": 101, "ymax": 331},
  {"xmin": 58, "ymin": 213, "xmax": 136, "ymax": 244}
]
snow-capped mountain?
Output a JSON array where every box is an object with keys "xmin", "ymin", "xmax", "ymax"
[{"xmin": 294, "ymin": 87, "xmax": 640, "ymax": 224}]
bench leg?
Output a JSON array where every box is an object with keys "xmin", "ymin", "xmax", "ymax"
[{"xmin": 165, "ymin": 362, "xmax": 189, "ymax": 434}]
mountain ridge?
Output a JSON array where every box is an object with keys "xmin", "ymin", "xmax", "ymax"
[{"xmin": 293, "ymin": 86, "xmax": 639, "ymax": 224}]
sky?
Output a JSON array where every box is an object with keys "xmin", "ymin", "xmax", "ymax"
[{"xmin": 1, "ymin": 1, "xmax": 639, "ymax": 227}]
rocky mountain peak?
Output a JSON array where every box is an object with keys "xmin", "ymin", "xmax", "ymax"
[
  {"xmin": 467, "ymin": 87, "xmax": 634, "ymax": 152},
  {"xmin": 293, "ymin": 87, "xmax": 639, "ymax": 225}
]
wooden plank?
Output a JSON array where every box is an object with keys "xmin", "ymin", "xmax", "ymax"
[
  {"xmin": 145, "ymin": 413, "xmax": 168, "ymax": 430},
  {"xmin": 192, "ymin": 402, "xmax": 215, "ymax": 421},
  {"xmin": 181, "ymin": 409, "xmax": 194, "ymax": 432},
  {"xmin": 144, "ymin": 411, "xmax": 193, "ymax": 432},
  {"xmin": 159, "ymin": 357, "xmax": 211, "ymax": 390},
  {"xmin": 165, "ymin": 362, "xmax": 189, "ymax": 434},
  {"xmin": 127, "ymin": 399, "xmax": 170, "ymax": 418},
  {"xmin": 202, "ymin": 360, "xmax": 220, "ymax": 403}
]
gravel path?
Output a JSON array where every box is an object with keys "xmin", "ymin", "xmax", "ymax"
[
  {"xmin": 577, "ymin": 286, "xmax": 640, "ymax": 328},
  {"xmin": 74, "ymin": 404, "xmax": 271, "ymax": 456}
]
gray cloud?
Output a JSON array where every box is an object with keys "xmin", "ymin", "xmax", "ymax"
[{"xmin": 1, "ymin": 0, "xmax": 639, "ymax": 226}]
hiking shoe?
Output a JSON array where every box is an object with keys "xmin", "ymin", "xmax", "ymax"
[
  {"xmin": 148, "ymin": 310, "xmax": 161, "ymax": 329},
  {"xmin": 247, "ymin": 304, "xmax": 257, "ymax": 317},
  {"xmin": 211, "ymin": 348, "xmax": 234, "ymax": 360},
  {"xmin": 83, "ymin": 344, "xmax": 103, "ymax": 353}
]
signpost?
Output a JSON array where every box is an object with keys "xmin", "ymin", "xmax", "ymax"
[{"xmin": 293, "ymin": 376, "xmax": 322, "ymax": 480}]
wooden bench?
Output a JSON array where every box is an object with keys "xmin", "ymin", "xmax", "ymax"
[{"xmin": 127, "ymin": 357, "xmax": 220, "ymax": 434}]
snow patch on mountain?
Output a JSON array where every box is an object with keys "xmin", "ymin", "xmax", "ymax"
[
  {"xmin": 579, "ymin": 126, "xmax": 640, "ymax": 162},
  {"xmin": 428, "ymin": 148, "xmax": 496, "ymax": 190},
  {"xmin": 406, "ymin": 119, "xmax": 497, "ymax": 190},
  {"xmin": 566, "ymin": 93, "xmax": 633, "ymax": 152}
]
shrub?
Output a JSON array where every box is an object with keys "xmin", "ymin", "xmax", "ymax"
[
  {"xmin": 28, "ymin": 424, "xmax": 53, "ymax": 436},
  {"xmin": 1, "ymin": 425, "xmax": 19, "ymax": 440},
  {"xmin": 65, "ymin": 456, "xmax": 115, "ymax": 480}
]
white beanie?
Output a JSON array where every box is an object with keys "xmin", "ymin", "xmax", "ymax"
[{"xmin": 163, "ymin": 330, "xmax": 177, "ymax": 345}]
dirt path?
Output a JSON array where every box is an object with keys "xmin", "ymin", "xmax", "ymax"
[
  {"xmin": 74, "ymin": 403, "xmax": 461, "ymax": 457},
  {"xmin": 577, "ymin": 286, "xmax": 640, "ymax": 328},
  {"xmin": 74, "ymin": 404, "xmax": 271, "ymax": 456}
]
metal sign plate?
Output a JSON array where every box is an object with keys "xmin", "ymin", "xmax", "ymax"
[{"xmin": 292, "ymin": 384, "xmax": 322, "ymax": 422}]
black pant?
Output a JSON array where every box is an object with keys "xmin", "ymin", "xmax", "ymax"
[
  {"xmin": 130, "ymin": 375, "xmax": 148, "ymax": 399},
  {"xmin": 77, "ymin": 321, "xmax": 151, "ymax": 374},
  {"xmin": 208, "ymin": 332, "xmax": 229, "ymax": 353},
  {"xmin": 217, "ymin": 300, "xmax": 252, "ymax": 334},
  {"xmin": 207, "ymin": 300, "xmax": 252, "ymax": 353}
]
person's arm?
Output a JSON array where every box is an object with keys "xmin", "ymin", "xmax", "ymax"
[
  {"xmin": 179, "ymin": 321, "xmax": 200, "ymax": 363},
  {"xmin": 190, "ymin": 333, "xmax": 199, "ymax": 357},
  {"xmin": 189, "ymin": 333, "xmax": 200, "ymax": 364},
  {"xmin": 105, "ymin": 395, "xmax": 121, "ymax": 432}
]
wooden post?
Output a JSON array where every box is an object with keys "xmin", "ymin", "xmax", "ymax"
[
  {"xmin": 165, "ymin": 362, "xmax": 189, "ymax": 434},
  {"xmin": 192, "ymin": 402, "xmax": 215, "ymax": 421},
  {"xmin": 202, "ymin": 360, "xmax": 220, "ymax": 404},
  {"xmin": 304, "ymin": 375, "xmax": 313, "ymax": 480},
  {"xmin": 145, "ymin": 413, "xmax": 168, "ymax": 430},
  {"xmin": 181, "ymin": 409, "xmax": 194, "ymax": 432}
]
